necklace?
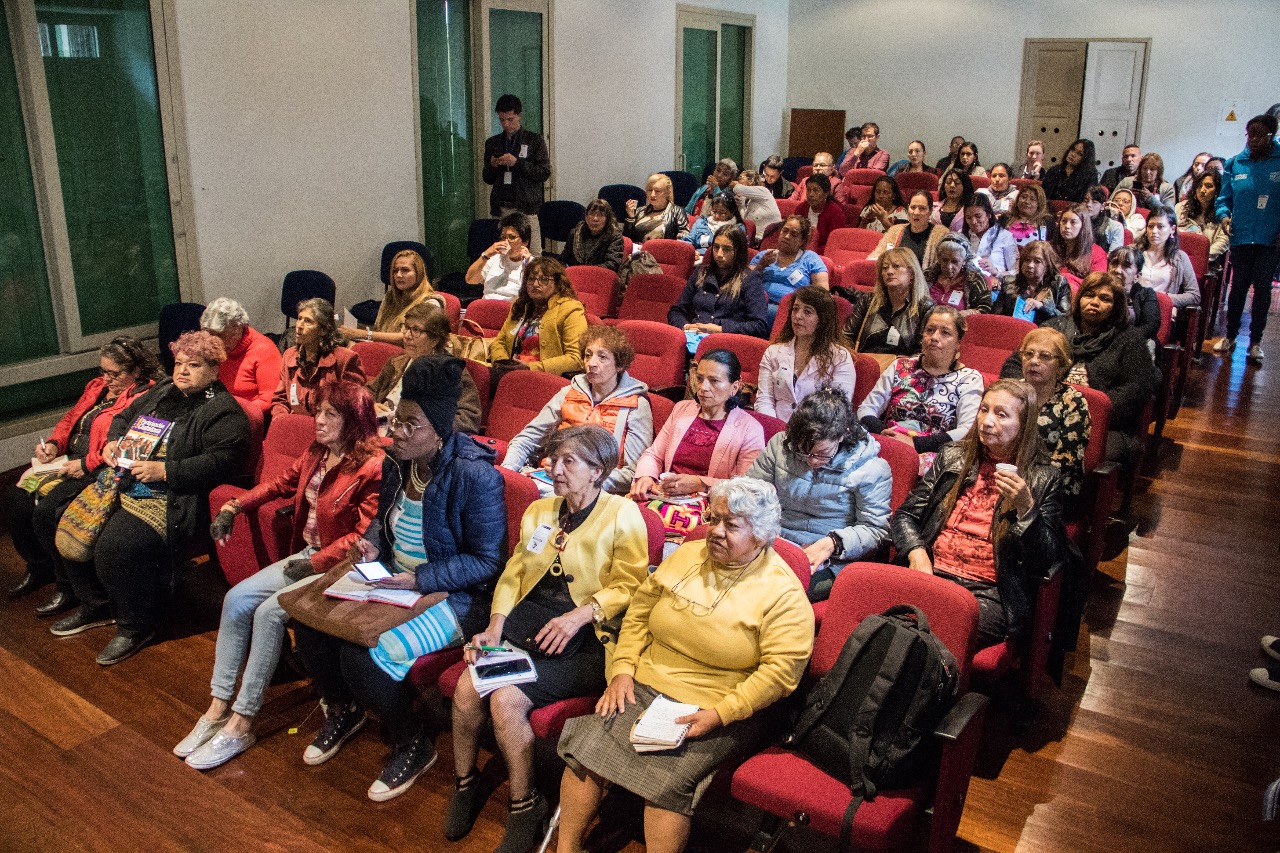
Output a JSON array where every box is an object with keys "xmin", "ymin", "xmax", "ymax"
[{"xmin": 408, "ymin": 459, "xmax": 431, "ymax": 493}]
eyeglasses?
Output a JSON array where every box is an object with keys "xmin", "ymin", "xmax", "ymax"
[
  {"xmin": 101, "ymin": 366, "xmax": 127, "ymax": 379},
  {"xmin": 527, "ymin": 274, "xmax": 556, "ymax": 284},
  {"xmin": 402, "ymin": 325, "xmax": 429, "ymax": 337},
  {"xmin": 798, "ymin": 449, "xmax": 837, "ymax": 464},
  {"xmin": 386, "ymin": 416, "xmax": 423, "ymax": 438},
  {"xmin": 1020, "ymin": 350, "xmax": 1059, "ymax": 363}
]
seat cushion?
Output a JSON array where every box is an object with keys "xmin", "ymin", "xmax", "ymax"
[
  {"xmin": 406, "ymin": 647, "xmax": 465, "ymax": 694},
  {"xmin": 529, "ymin": 696, "xmax": 598, "ymax": 739}
]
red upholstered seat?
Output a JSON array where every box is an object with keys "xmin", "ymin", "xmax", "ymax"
[
  {"xmin": 959, "ymin": 314, "xmax": 1035, "ymax": 376},
  {"xmin": 747, "ymin": 409, "xmax": 787, "ymax": 442},
  {"xmin": 895, "ymin": 171, "xmax": 939, "ymax": 196},
  {"xmin": 644, "ymin": 239, "xmax": 696, "ymax": 282},
  {"xmin": 694, "ymin": 332, "xmax": 770, "ymax": 390},
  {"xmin": 477, "ymin": 371, "xmax": 569, "ymax": 460},
  {"xmin": 565, "ymin": 265, "xmax": 620, "ymax": 318},
  {"xmin": 351, "ymin": 341, "xmax": 404, "ymax": 381},
  {"xmin": 616, "ymin": 320, "xmax": 687, "ymax": 392},
  {"xmin": 462, "ymin": 298, "xmax": 511, "ymax": 337},
  {"xmin": 870, "ymin": 433, "xmax": 919, "ymax": 514},
  {"xmin": 844, "ymin": 168, "xmax": 885, "ymax": 187},
  {"xmin": 969, "ymin": 174, "xmax": 992, "ymax": 190},
  {"xmin": 615, "ymin": 273, "xmax": 687, "ymax": 325},
  {"xmin": 852, "ymin": 353, "xmax": 881, "ymax": 409}
]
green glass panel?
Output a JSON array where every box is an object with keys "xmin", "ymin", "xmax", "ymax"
[
  {"xmin": 0, "ymin": 6, "xmax": 58, "ymax": 366},
  {"xmin": 36, "ymin": 0, "xmax": 178, "ymax": 337},
  {"xmin": 488, "ymin": 9, "xmax": 542, "ymax": 136},
  {"xmin": 417, "ymin": 0, "xmax": 475, "ymax": 278},
  {"xmin": 718, "ymin": 24, "xmax": 747, "ymax": 170},
  {"xmin": 0, "ymin": 367, "xmax": 96, "ymax": 423},
  {"xmin": 681, "ymin": 27, "xmax": 717, "ymax": 179}
]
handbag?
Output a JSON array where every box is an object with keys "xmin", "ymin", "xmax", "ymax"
[
  {"xmin": 277, "ymin": 559, "xmax": 447, "ymax": 648},
  {"xmin": 449, "ymin": 318, "xmax": 494, "ymax": 364},
  {"xmin": 502, "ymin": 593, "xmax": 592, "ymax": 658},
  {"xmin": 54, "ymin": 468, "xmax": 122, "ymax": 562}
]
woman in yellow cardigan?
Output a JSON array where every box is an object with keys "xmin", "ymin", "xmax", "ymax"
[
  {"xmin": 446, "ymin": 425, "xmax": 649, "ymax": 852},
  {"xmin": 488, "ymin": 257, "xmax": 588, "ymax": 376},
  {"xmin": 556, "ymin": 476, "xmax": 814, "ymax": 853}
]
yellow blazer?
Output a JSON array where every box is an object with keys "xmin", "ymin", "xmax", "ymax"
[
  {"xmin": 489, "ymin": 293, "xmax": 588, "ymax": 376},
  {"xmin": 491, "ymin": 492, "xmax": 650, "ymax": 655}
]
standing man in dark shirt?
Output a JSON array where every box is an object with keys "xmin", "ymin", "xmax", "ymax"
[{"xmin": 483, "ymin": 94, "xmax": 551, "ymax": 254}]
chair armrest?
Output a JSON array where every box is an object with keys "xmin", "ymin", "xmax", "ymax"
[
  {"xmin": 933, "ymin": 691, "xmax": 988, "ymax": 742},
  {"xmin": 928, "ymin": 692, "xmax": 988, "ymax": 853}
]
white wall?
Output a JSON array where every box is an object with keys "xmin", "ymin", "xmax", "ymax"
[
  {"xmin": 786, "ymin": 0, "xmax": 1280, "ymax": 175},
  {"xmin": 551, "ymin": 0, "xmax": 789, "ymax": 204},
  {"xmin": 172, "ymin": 0, "xmax": 421, "ymax": 326}
]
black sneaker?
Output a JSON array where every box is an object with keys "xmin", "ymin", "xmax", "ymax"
[
  {"xmin": 96, "ymin": 631, "xmax": 155, "ymax": 666},
  {"xmin": 442, "ymin": 771, "xmax": 483, "ymax": 841},
  {"xmin": 50, "ymin": 607, "xmax": 115, "ymax": 637},
  {"xmin": 495, "ymin": 791, "xmax": 550, "ymax": 853},
  {"xmin": 367, "ymin": 733, "xmax": 437, "ymax": 801},
  {"xmin": 302, "ymin": 701, "xmax": 366, "ymax": 766}
]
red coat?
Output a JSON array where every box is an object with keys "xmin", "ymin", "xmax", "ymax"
[
  {"xmin": 220, "ymin": 326, "xmax": 281, "ymax": 415},
  {"xmin": 270, "ymin": 345, "xmax": 365, "ymax": 419},
  {"xmin": 236, "ymin": 445, "xmax": 384, "ymax": 571},
  {"xmin": 49, "ymin": 377, "xmax": 155, "ymax": 472}
]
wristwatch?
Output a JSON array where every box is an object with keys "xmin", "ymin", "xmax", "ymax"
[
  {"xmin": 589, "ymin": 599, "xmax": 605, "ymax": 625},
  {"xmin": 827, "ymin": 531, "xmax": 843, "ymax": 556}
]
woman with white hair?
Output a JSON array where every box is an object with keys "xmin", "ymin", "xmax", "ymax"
[
  {"xmin": 200, "ymin": 297, "xmax": 281, "ymax": 415},
  {"xmin": 555, "ymin": 476, "xmax": 814, "ymax": 853}
]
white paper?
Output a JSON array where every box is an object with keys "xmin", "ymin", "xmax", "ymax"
[
  {"xmin": 343, "ymin": 307, "xmax": 359, "ymax": 328},
  {"xmin": 630, "ymin": 695, "xmax": 699, "ymax": 750},
  {"xmin": 26, "ymin": 455, "xmax": 68, "ymax": 477},
  {"xmin": 503, "ymin": 171, "xmax": 513, "ymax": 185}
]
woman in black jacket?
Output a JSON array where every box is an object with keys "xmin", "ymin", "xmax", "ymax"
[
  {"xmin": 1042, "ymin": 138, "xmax": 1100, "ymax": 203},
  {"xmin": 668, "ymin": 226, "xmax": 770, "ymax": 338},
  {"xmin": 52, "ymin": 331, "xmax": 251, "ymax": 665},
  {"xmin": 891, "ymin": 378, "xmax": 1068, "ymax": 647},
  {"xmin": 1002, "ymin": 271, "xmax": 1159, "ymax": 463},
  {"xmin": 560, "ymin": 198, "xmax": 624, "ymax": 272},
  {"xmin": 1107, "ymin": 245, "xmax": 1160, "ymax": 343}
]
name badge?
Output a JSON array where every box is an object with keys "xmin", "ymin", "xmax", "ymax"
[
  {"xmin": 787, "ymin": 268, "xmax": 805, "ymax": 285},
  {"xmin": 698, "ymin": 233, "xmax": 711, "ymax": 247},
  {"xmin": 503, "ymin": 172, "xmax": 513, "ymax": 185},
  {"xmin": 1259, "ymin": 195, "xmax": 1269, "ymax": 210},
  {"xmin": 519, "ymin": 144, "xmax": 528, "ymax": 159},
  {"xmin": 527, "ymin": 523, "xmax": 555, "ymax": 554},
  {"xmin": 948, "ymin": 290, "xmax": 965, "ymax": 307},
  {"xmin": 289, "ymin": 382, "xmax": 299, "ymax": 406},
  {"xmin": 885, "ymin": 326, "xmax": 901, "ymax": 346}
]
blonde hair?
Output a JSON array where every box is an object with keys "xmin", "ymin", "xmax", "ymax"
[
  {"xmin": 644, "ymin": 173, "xmax": 674, "ymax": 209},
  {"xmin": 373, "ymin": 250, "xmax": 436, "ymax": 333}
]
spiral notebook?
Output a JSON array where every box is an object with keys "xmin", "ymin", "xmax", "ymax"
[{"xmin": 629, "ymin": 695, "xmax": 699, "ymax": 752}]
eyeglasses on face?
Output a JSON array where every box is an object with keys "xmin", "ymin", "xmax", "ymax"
[{"xmin": 386, "ymin": 416, "xmax": 423, "ymax": 438}]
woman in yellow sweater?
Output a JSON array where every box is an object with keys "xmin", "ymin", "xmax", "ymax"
[
  {"xmin": 446, "ymin": 425, "xmax": 649, "ymax": 853},
  {"xmin": 556, "ymin": 477, "xmax": 814, "ymax": 853},
  {"xmin": 488, "ymin": 257, "xmax": 588, "ymax": 376}
]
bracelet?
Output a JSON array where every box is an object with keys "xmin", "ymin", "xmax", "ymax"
[
  {"xmin": 366, "ymin": 328, "xmax": 373, "ymax": 342},
  {"xmin": 590, "ymin": 599, "xmax": 605, "ymax": 625},
  {"xmin": 827, "ymin": 531, "xmax": 843, "ymax": 555},
  {"xmin": 480, "ymin": 253, "xmax": 492, "ymax": 261}
]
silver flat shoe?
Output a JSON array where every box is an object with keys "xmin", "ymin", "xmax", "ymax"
[
  {"xmin": 174, "ymin": 715, "xmax": 230, "ymax": 758},
  {"xmin": 185, "ymin": 729, "xmax": 256, "ymax": 770}
]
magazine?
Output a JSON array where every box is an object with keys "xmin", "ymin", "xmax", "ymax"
[{"xmin": 115, "ymin": 415, "xmax": 173, "ymax": 469}]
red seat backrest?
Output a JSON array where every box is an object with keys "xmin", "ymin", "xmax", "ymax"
[
  {"xmin": 485, "ymin": 371, "xmax": 570, "ymax": 444},
  {"xmin": 463, "ymin": 298, "xmax": 512, "ymax": 337},
  {"xmin": 440, "ymin": 292, "xmax": 462, "ymax": 333},
  {"xmin": 695, "ymin": 332, "xmax": 770, "ymax": 390},
  {"xmin": 497, "ymin": 466, "xmax": 540, "ymax": 554},
  {"xmin": 1048, "ymin": 199, "xmax": 1072, "ymax": 216},
  {"xmin": 644, "ymin": 239, "xmax": 697, "ymax": 281},
  {"xmin": 1154, "ymin": 291, "xmax": 1173, "ymax": 345},
  {"xmin": 960, "ymin": 314, "xmax": 1035, "ymax": 375},
  {"xmin": 870, "ymin": 432, "xmax": 919, "ymax": 511},
  {"xmin": 747, "ymin": 409, "xmax": 787, "ymax": 442},
  {"xmin": 846, "ymin": 258, "xmax": 878, "ymax": 291},
  {"xmin": 648, "ymin": 393, "xmax": 675, "ymax": 435},
  {"xmin": 616, "ymin": 320, "xmax": 688, "ymax": 390},
  {"xmin": 464, "ymin": 358, "xmax": 491, "ymax": 429},
  {"xmin": 969, "ymin": 174, "xmax": 992, "ymax": 190},
  {"xmin": 565, "ymin": 265, "xmax": 621, "ymax": 318},
  {"xmin": 826, "ymin": 227, "xmax": 883, "ymax": 255},
  {"xmin": 638, "ymin": 504, "xmax": 668, "ymax": 568},
  {"xmin": 684, "ymin": 526, "xmax": 811, "ymax": 593},
  {"xmin": 852, "ymin": 353, "xmax": 882, "ymax": 409},
  {"xmin": 260, "ymin": 413, "xmax": 316, "ymax": 482},
  {"xmin": 1179, "ymin": 230, "xmax": 1210, "ymax": 281},
  {"xmin": 895, "ymin": 171, "xmax": 939, "ymax": 195},
  {"xmin": 844, "ymin": 168, "xmax": 885, "ymax": 187},
  {"xmin": 351, "ymin": 341, "xmax": 404, "ymax": 382},
  {"xmin": 1073, "ymin": 385, "xmax": 1111, "ymax": 475},
  {"xmin": 623, "ymin": 236, "xmax": 634, "ymax": 256},
  {"xmin": 795, "ymin": 165, "xmax": 813, "ymax": 184},
  {"xmin": 616, "ymin": 273, "xmax": 687, "ymax": 324},
  {"xmin": 232, "ymin": 396, "xmax": 266, "ymax": 478},
  {"xmin": 1010, "ymin": 178, "xmax": 1041, "ymax": 191}
]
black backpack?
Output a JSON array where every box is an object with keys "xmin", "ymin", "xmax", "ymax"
[{"xmin": 783, "ymin": 604, "xmax": 959, "ymax": 848}]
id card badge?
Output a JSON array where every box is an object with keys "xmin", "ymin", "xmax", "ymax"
[
  {"xmin": 289, "ymin": 382, "xmax": 299, "ymax": 407},
  {"xmin": 519, "ymin": 144, "xmax": 529, "ymax": 159},
  {"xmin": 787, "ymin": 268, "xmax": 805, "ymax": 285},
  {"xmin": 885, "ymin": 326, "xmax": 901, "ymax": 346},
  {"xmin": 948, "ymin": 290, "xmax": 965, "ymax": 307},
  {"xmin": 527, "ymin": 523, "xmax": 554, "ymax": 554},
  {"xmin": 1259, "ymin": 195, "xmax": 1269, "ymax": 210},
  {"xmin": 503, "ymin": 171, "xmax": 513, "ymax": 185}
]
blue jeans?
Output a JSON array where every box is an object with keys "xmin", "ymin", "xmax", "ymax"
[{"xmin": 209, "ymin": 547, "xmax": 321, "ymax": 717}]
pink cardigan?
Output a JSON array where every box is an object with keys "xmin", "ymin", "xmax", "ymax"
[{"xmin": 634, "ymin": 400, "xmax": 765, "ymax": 485}]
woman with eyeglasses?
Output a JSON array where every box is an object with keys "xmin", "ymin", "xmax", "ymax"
[
  {"xmin": 367, "ymin": 302, "xmax": 481, "ymax": 433},
  {"xmin": 556, "ymin": 477, "xmax": 813, "ymax": 853},
  {"xmin": 747, "ymin": 390, "xmax": 892, "ymax": 602},
  {"xmin": 446, "ymin": 425, "xmax": 649, "ymax": 852},
  {"xmin": 7, "ymin": 337, "xmax": 159, "ymax": 613},
  {"xmin": 177, "ymin": 381, "xmax": 384, "ymax": 772},
  {"xmin": 291, "ymin": 357, "xmax": 505, "ymax": 803},
  {"xmin": 488, "ymin": 256, "xmax": 588, "ymax": 376},
  {"xmin": 1014, "ymin": 328, "xmax": 1091, "ymax": 497}
]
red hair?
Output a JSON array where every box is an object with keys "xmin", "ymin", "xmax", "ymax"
[{"xmin": 314, "ymin": 381, "xmax": 382, "ymax": 470}]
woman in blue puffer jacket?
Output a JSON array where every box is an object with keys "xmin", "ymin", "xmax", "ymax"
[{"xmin": 746, "ymin": 389, "xmax": 893, "ymax": 602}]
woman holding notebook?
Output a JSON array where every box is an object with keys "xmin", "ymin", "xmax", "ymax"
[{"xmin": 556, "ymin": 476, "xmax": 814, "ymax": 853}]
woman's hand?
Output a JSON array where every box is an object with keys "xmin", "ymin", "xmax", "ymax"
[
  {"xmin": 596, "ymin": 673, "xmax": 636, "ymax": 719},
  {"xmin": 976, "ymin": 256, "xmax": 994, "ymax": 274},
  {"xmin": 684, "ymin": 322, "xmax": 721, "ymax": 334},
  {"xmin": 907, "ymin": 547, "xmax": 933, "ymax": 575},
  {"xmin": 508, "ymin": 244, "xmax": 531, "ymax": 264},
  {"xmin": 887, "ymin": 431, "xmax": 915, "ymax": 447},
  {"xmin": 994, "ymin": 468, "xmax": 1035, "ymax": 516},
  {"xmin": 101, "ymin": 441, "xmax": 120, "ymax": 467},
  {"xmin": 755, "ymin": 249, "xmax": 778, "ymax": 269},
  {"xmin": 352, "ymin": 537, "xmax": 379, "ymax": 563},
  {"xmin": 675, "ymin": 708, "xmax": 723, "ymax": 739},
  {"xmin": 130, "ymin": 461, "xmax": 166, "ymax": 483},
  {"xmin": 803, "ymin": 535, "xmax": 837, "ymax": 569},
  {"xmin": 35, "ymin": 440, "xmax": 58, "ymax": 464},
  {"xmin": 629, "ymin": 475, "xmax": 658, "ymax": 501},
  {"xmin": 625, "ymin": 199, "xmax": 639, "ymax": 217},
  {"xmin": 533, "ymin": 604, "xmax": 594, "ymax": 656},
  {"xmin": 465, "ymin": 618, "xmax": 506, "ymax": 665},
  {"xmin": 656, "ymin": 474, "xmax": 704, "ymax": 498},
  {"xmin": 372, "ymin": 573, "xmax": 417, "ymax": 590},
  {"xmin": 486, "ymin": 239, "xmax": 510, "ymax": 259},
  {"xmin": 60, "ymin": 458, "xmax": 86, "ymax": 479},
  {"xmin": 1023, "ymin": 297, "xmax": 1043, "ymax": 312}
]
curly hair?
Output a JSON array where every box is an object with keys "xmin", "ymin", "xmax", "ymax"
[
  {"xmin": 783, "ymin": 388, "xmax": 867, "ymax": 459},
  {"xmin": 101, "ymin": 335, "xmax": 162, "ymax": 381},
  {"xmin": 314, "ymin": 380, "xmax": 382, "ymax": 470},
  {"xmin": 511, "ymin": 257, "xmax": 577, "ymax": 324},
  {"xmin": 295, "ymin": 298, "xmax": 346, "ymax": 362},
  {"xmin": 170, "ymin": 330, "xmax": 226, "ymax": 366},
  {"xmin": 580, "ymin": 324, "xmax": 635, "ymax": 372}
]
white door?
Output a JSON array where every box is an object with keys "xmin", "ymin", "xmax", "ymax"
[
  {"xmin": 1079, "ymin": 41, "xmax": 1147, "ymax": 174},
  {"xmin": 1016, "ymin": 40, "xmax": 1087, "ymax": 167}
]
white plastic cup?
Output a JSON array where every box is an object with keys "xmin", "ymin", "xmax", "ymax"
[{"xmin": 995, "ymin": 463, "xmax": 1018, "ymax": 475}]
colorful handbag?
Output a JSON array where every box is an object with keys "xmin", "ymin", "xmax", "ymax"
[{"xmin": 54, "ymin": 468, "xmax": 122, "ymax": 562}]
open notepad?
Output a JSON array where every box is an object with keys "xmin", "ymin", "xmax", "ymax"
[
  {"xmin": 323, "ymin": 571, "xmax": 422, "ymax": 608},
  {"xmin": 630, "ymin": 695, "xmax": 700, "ymax": 752}
]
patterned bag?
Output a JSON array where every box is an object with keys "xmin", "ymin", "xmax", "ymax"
[
  {"xmin": 54, "ymin": 468, "xmax": 122, "ymax": 562},
  {"xmin": 646, "ymin": 495, "xmax": 709, "ymax": 543}
]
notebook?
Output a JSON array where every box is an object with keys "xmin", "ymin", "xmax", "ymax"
[{"xmin": 630, "ymin": 695, "xmax": 700, "ymax": 752}]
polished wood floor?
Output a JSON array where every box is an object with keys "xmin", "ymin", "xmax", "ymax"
[{"xmin": 2, "ymin": 310, "xmax": 1280, "ymax": 852}]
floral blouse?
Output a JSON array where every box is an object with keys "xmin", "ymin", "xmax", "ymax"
[{"xmin": 1039, "ymin": 383, "xmax": 1091, "ymax": 496}]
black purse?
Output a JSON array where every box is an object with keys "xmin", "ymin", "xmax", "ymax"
[{"xmin": 502, "ymin": 594, "xmax": 593, "ymax": 658}]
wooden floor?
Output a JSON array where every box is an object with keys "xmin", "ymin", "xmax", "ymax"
[{"xmin": 3, "ymin": 312, "xmax": 1280, "ymax": 852}]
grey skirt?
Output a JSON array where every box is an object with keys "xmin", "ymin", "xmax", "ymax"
[{"xmin": 557, "ymin": 681, "xmax": 768, "ymax": 816}]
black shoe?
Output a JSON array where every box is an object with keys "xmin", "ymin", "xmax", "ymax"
[
  {"xmin": 8, "ymin": 570, "xmax": 51, "ymax": 599},
  {"xmin": 96, "ymin": 631, "xmax": 154, "ymax": 666},
  {"xmin": 35, "ymin": 591, "xmax": 77, "ymax": 618},
  {"xmin": 495, "ymin": 791, "xmax": 550, "ymax": 853},
  {"xmin": 50, "ymin": 607, "xmax": 116, "ymax": 637},
  {"xmin": 367, "ymin": 733, "xmax": 437, "ymax": 801},
  {"xmin": 302, "ymin": 701, "xmax": 366, "ymax": 766},
  {"xmin": 442, "ymin": 771, "xmax": 483, "ymax": 841}
]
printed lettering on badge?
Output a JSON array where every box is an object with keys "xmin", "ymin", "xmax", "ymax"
[{"xmin": 527, "ymin": 523, "xmax": 554, "ymax": 554}]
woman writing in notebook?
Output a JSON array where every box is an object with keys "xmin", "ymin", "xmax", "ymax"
[{"xmin": 556, "ymin": 476, "xmax": 814, "ymax": 853}]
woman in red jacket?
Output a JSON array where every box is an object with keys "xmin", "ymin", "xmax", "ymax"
[
  {"xmin": 8, "ymin": 336, "xmax": 159, "ymax": 613},
  {"xmin": 270, "ymin": 298, "xmax": 365, "ymax": 418},
  {"xmin": 175, "ymin": 381, "xmax": 383, "ymax": 771}
]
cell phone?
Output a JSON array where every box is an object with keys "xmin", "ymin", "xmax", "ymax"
[
  {"xmin": 474, "ymin": 658, "xmax": 533, "ymax": 680},
  {"xmin": 354, "ymin": 561, "xmax": 392, "ymax": 582}
]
